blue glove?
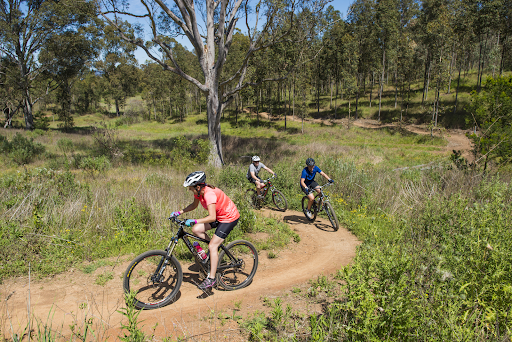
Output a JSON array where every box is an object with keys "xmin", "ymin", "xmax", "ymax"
[
  {"xmin": 170, "ymin": 211, "xmax": 181, "ymax": 217},
  {"xmin": 329, "ymin": 179, "xmax": 334, "ymax": 183},
  {"xmin": 185, "ymin": 219, "xmax": 197, "ymax": 227}
]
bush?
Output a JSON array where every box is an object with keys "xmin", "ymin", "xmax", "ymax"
[
  {"xmin": 79, "ymin": 156, "xmax": 111, "ymax": 176},
  {"xmin": 8, "ymin": 133, "xmax": 46, "ymax": 165},
  {"xmin": 311, "ymin": 173, "xmax": 512, "ymax": 341},
  {"xmin": 0, "ymin": 134, "xmax": 11, "ymax": 153},
  {"xmin": 33, "ymin": 111, "xmax": 50, "ymax": 130}
]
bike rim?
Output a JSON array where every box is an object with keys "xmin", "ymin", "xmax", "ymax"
[
  {"xmin": 127, "ymin": 254, "xmax": 180, "ymax": 307},
  {"xmin": 217, "ymin": 243, "xmax": 257, "ymax": 289}
]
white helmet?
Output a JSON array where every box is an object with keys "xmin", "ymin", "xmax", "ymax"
[
  {"xmin": 183, "ymin": 171, "xmax": 206, "ymax": 187},
  {"xmin": 252, "ymin": 155, "xmax": 260, "ymax": 162}
]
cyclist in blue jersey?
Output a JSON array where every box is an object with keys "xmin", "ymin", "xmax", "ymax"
[{"xmin": 300, "ymin": 158, "xmax": 334, "ymax": 219}]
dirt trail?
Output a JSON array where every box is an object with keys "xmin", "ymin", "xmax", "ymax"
[{"xmin": 1, "ymin": 209, "xmax": 360, "ymax": 341}]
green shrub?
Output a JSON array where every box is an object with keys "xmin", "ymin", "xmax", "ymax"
[
  {"xmin": 57, "ymin": 137, "xmax": 75, "ymax": 155},
  {"xmin": 33, "ymin": 111, "xmax": 50, "ymax": 130},
  {"xmin": 79, "ymin": 156, "xmax": 111, "ymax": 175},
  {"xmin": 8, "ymin": 133, "xmax": 46, "ymax": 165},
  {"xmin": 317, "ymin": 175, "xmax": 512, "ymax": 340},
  {"xmin": 0, "ymin": 133, "xmax": 10, "ymax": 153},
  {"xmin": 192, "ymin": 138, "xmax": 210, "ymax": 164}
]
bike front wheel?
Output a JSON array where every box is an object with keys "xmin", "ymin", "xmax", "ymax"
[
  {"xmin": 302, "ymin": 196, "xmax": 317, "ymax": 221},
  {"xmin": 123, "ymin": 250, "xmax": 183, "ymax": 310},
  {"xmin": 216, "ymin": 240, "xmax": 258, "ymax": 291},
  {"xmin": 245, "ymin": 189, "xmax": 260, "ymax": 209},
  {"xmin": 272, "ymin": 190, "xmax": 288, "ymax": 211},
  {"xmin": 323, "ymin": 202, "xmax": 339, "ymax": 231}
]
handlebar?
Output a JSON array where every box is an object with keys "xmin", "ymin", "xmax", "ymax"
[
  {"xmin": 262, "ymin": 174, "xmax": 276, "ymax": 183},
  {"xmin": 308, "ymin": 182, "xmax": 333, "ymax": 194},
  {"xmin": 168, "ymin": 216, "xmax": 186, "ymax": 226}
]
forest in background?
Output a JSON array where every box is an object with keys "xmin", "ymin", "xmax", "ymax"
[{"xmin": 2, "ymin": 0, "xmax": 512, "ymax": 166}]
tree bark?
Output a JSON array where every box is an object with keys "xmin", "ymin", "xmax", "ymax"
[{"xmin": 378, "ymin": 46, "xmax": 386, "ymax": 121}]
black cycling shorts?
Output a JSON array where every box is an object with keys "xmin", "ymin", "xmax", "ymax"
[
  {"xmin": 301, "ymin": 181, "xmax": 319, "ymax": 195},
  {"xmin": 210, "ymin": 218, "xmax": 239, "ymax": 239},
  {"xmin": 248, "ymin": 177, "xmax": 261, "ymax": 184}
]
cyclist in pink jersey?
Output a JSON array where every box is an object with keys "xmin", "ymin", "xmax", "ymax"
[{"xmin": 169, "ymin": 171, "xmax": 240, "ymax": 290}]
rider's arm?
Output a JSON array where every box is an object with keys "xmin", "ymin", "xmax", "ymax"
[
  {"xmin": 263, "ymin": 166, "xmax": 275, "ymax": 175},
  {"xmin": 181, "ymin": 197, "xmax": 199, "ymax": 213},
  {"xmin": 319, "ymin": 171, "xmax": 331, "ymax": 181},
  {"xmin": 250, "ymin": 171, "xmax": 259, "ymax": 181},
  {"xmin": 196, "ymin": 203, "xmax": 217, "ymax": 224},
  {"xmin": 300, "ymin": 177, "xmax": 308, "ymax": 189}
]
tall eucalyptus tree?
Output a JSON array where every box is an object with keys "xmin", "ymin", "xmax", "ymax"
[
  {"xmin": 348, "ymin": 0, "xmax": 378, "ymax": 119},
  {"xmin": 100, "ymin": 0, "xmax": 327, "ymax": 167},
  {"xmin": 375, "ymin": 0, "xmax": 399, "ymax": 120}
]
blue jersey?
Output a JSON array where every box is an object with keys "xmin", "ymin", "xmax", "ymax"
[{"xmin": 301, "ymin": 166, "xmax": 322, "ymax": 186}]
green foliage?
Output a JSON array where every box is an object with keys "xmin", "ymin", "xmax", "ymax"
[
  {"xmin": 468, "ymin": 76, "xmax": 512, "ymax": 168},
  {"xmin": 91, "ymin": 122, "xmax": 122, "ymax": 159},
  {"xmin": 319, "ymin": 175, "xmax": 512, "ymax": 340},
  {"xmin": 57, "ymin": 137, "xmax": 74, "ymax": 155},
  {"xmin": 1, "ymin": 133, "xmax": 46, "ymax": 165},
  {"xmin": 79, "ymin": 155, "xmax": 111, "ymax": 175},
  {"xmin": 0, "ymin": 134, "xmax": 9, "ymax": 153},
  {"xmin": 118, "ymin": 291, "xmax": 150, "ymax": 342},
  {"xmin": 33, "ymin": 111, "xmax": 51, "ymax": 130},
  {"xmin": 122, "ymin": 137, "xmax": 209, "ymax": 166}
]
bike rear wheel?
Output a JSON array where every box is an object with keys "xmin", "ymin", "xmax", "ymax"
[
  {"xmin": 323, "ymin": 202, "xmax": 339, "ymax": 231},
  {"xmin": 272, "ymin": 190, "xmax": 288, "ymax": 211},
  {"xmin": 123, "ymin": 250, "xmax": 183, "ymax": 310},
  {"xmin": 245, "ymin": 189, "xmax": 260, "ymax": 209},
  {"xmin": 302, "ymin": 196, "xmax": 317, "ymax": 221},
  {"xmin": 216, "ymin": 240, "xmax": 258, "ymax": 290}
]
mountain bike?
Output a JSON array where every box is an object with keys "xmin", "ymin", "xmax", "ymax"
[
  {"xmin": 245, "ymin": 175, "xmax": 288, "ymax": 211},
  {"xmin": 123, "ymin": 216, "xmax": 258, "ymax": 310},
  {"xmin": 302, "ymin": 182, "xmax": 339, "ymax": 231}
]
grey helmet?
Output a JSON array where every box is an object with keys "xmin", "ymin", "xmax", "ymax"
[
  {"xmin": 183, "ymin": 171, "xmax": 206, "ymax": 187},
  {"xmin": 252, "ymin": 155, "xmax": 260, "ymax": 162},
  {"xmin": 306, "ymin": 158, "xmax": 315, "ymax": 166}
]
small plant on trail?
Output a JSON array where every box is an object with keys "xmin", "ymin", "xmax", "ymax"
[{"xmin": 118, "ymin": 291, "xmax": 150, "ymax": 342}]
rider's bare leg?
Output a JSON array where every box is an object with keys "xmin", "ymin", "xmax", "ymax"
[
  {"xmin": 255, "ymin": 180, "xmax": 263, "ymax": 196},
  {"xmin": 207, "ymin": 235, "xmax": 224, "ymax": 279},
  {"xmin": 307, "ymin": 188, "xmax": 321, "ymax": 211},
  {"xmin": 192, "ymin": 223, "xmax": 211, "ymax": 241}
]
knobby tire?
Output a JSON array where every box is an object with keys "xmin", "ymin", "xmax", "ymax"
[
  {"xmin": 302, "ymin": 196, "xmax": 317, "ymax": 222},
  {"xmin": 272, "ymin": 190, "xmax": 288, "ymax": 211},
  {"xmin": 216, "ymin": 240, "xmax": 258, "ymax": 291},
  {"xmin": 123, "ymin": 250, "xmax": 183, "ymax": 310},
  {"xmin": 323, "ymin": 202, "xmax": 339, "ymax": 231}
]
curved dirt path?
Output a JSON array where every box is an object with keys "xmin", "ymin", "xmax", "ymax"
[{"xmin": 1, "ymin": 209, "xmax": 360, "ymax": 341}]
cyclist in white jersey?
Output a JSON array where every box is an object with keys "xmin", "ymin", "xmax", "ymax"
[{"xmin": 246, "ymin": 156, "xmax": 275, "ymax": 198}]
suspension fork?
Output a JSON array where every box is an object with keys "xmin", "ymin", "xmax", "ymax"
[{"xmin": 153, "ymin": 236, "xmax": 179, "ymax": 280}]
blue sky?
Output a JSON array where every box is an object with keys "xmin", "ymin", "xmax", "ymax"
[{"xmin": 133, "ymin": 0, "xmax": 353, "ymax": 64}]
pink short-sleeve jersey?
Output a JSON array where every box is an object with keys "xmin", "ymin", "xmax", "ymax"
[{"xmin": 194, "ymin": 187, "xmax": 240, "ymax": 223}]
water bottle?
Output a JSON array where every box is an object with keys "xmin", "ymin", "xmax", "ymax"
[{"xmin": 193, "ymin": 241, "xmax": 207, "ymax": 260}]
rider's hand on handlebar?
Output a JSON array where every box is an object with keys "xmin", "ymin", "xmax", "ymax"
[
  {"xmin": 185, "ymin": 219, "xmax": 197, "ymax": 227},
  {"xmin": 328, "ymin": 179, "xmax": 334, "ymax": 184},
  {"xmin": 170, "ymin": 211, "xmax": 181, "ymax": 218}
]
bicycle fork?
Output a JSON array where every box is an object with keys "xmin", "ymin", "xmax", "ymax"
[{"xmin": 151, "ymin": 237, "xmax": 179, "ymax": 284}]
